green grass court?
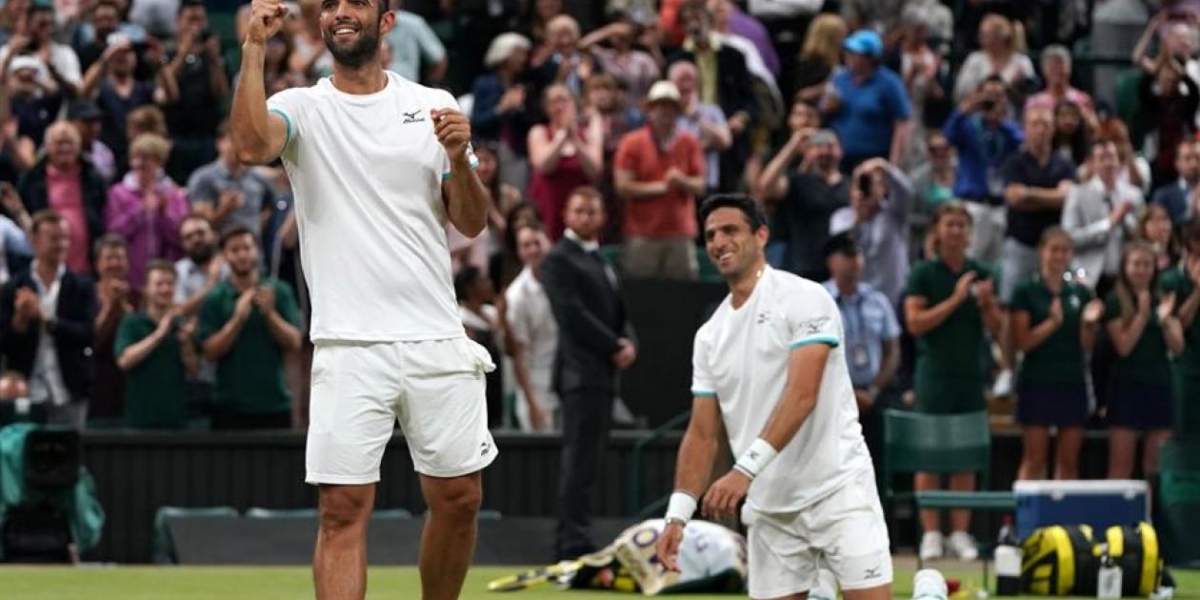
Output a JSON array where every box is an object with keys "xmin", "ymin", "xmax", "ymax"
[{"xmin": 1, "ymin": 565, "xmax": 1196, "ymax": 600}]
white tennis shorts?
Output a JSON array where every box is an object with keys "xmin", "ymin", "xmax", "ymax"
[
  {"xmin": 743, "ymin": 471, "xmax": 892, "ymax": 599},
  {"xmin": 305, "ymin": 337, "xmax": 498, "ymax": 484}
]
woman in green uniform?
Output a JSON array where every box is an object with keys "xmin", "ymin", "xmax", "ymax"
[
  {"xmin": 1010, "ymin": 228, "xmax": 1104, "ymax": 481},
  {"xmin": 904, "ymin": 202, "xmax": 1004, "ymax": 561},
  {"xmin": 1104, "ymin": 242, "xmax": 1185, "ymax": 480},
  {"xmin": 1160, "ymin": 220, "xmax": 1200, "ymax": 439}
]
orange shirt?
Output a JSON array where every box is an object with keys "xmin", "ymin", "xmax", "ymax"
[{"xmin": 614, "ymin": 126, "xmax": 705, "ymax": 239}]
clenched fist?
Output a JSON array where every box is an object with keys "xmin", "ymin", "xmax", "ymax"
[{"xmin": 246, "ymin": 0, "xmax": 288, "ymax": 45}]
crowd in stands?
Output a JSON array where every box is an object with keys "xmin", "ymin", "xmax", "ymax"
[{"xmin": 0, "ymin": 0, "xmax": 1199, "ymax": 555}]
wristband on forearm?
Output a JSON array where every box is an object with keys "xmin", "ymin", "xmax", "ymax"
[
  {"xmin": 733, "ymin": 438, "xmax": 778, "ymax": 479},
  {"xmin": 665, "ymin": 491, "xmax": 696, "ymax": 525}
]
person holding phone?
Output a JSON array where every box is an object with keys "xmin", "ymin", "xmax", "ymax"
[
  {"xmin": 115, "ymin": 260, "xmax": 199, "ymax": 429},
  {"xmin": 1010, "ymin": 228, "xmax": 1102, "ymax": 481},
  {"xmin": 828, "ymin": 157, "xmax": 914, "ymax": 305},
  {"xmin": 904, "ymin": 202, "xmax": 1004, "ymax": 561}
]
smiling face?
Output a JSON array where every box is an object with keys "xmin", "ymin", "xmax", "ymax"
[
  {"xmin": 1124, "ymin": 246, "xmax": 1156, "ymax": 290},
  {"xmin": 1039, "ymin": 232, "xmax": 1073, "ymax": 276},
  {"xmin": 704, "ymin": 207, "xmax": 767, "ymax": 281},
  {"xmin": 320, "ymin": 0, "xmax": 394, "ymax": 69}
]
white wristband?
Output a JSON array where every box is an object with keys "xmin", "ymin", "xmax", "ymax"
[
  {"xmin": 665, "ymin": 491, "xmax": 697, "ymax": 524},
  {"xmin": 734, "ymin": 438, "xmax": 778, "ymax": 479}
]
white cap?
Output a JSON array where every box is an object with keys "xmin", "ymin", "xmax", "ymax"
[
  {"xmin": 7, "ymin": 55, "xmax": 44, "ymax": 76},
  {"xmin": 484, "ymin": 33, "xmax": 532, "ymax": 69},
  {"xmin": 646, "ymin": 80, "xmax": 682, "ymax": 105}
]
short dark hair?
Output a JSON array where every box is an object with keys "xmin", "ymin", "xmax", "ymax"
[
  {"xmin": 30, "ymin": 210, "xmax": 63, "ymax": 235},
  {"xmin": 566, "ymin": 186, "xmax": 605, "ymax": 209},
  {"xmin": 699, "ymin": 194, "xmax": 768, "ymax": 231},
  {"xmin": 179, "ymin": 212, "xmax": 214, "ymax": 234},
  {"xmin": 93, "ymin": 233, "xmax": 127, "ymax": 259},
  {"xmin": 454, "ymin": 266, "xmax": 482, "ymax": 302},
  {"xmin": 979, "ymin": 74, "xmax": 1007, "ymax": 91},
  {"xmin": 178, "ymin": 0, "xmax": 205, "ymax": 17},
  {"xmin": 28, "ymin": 3, "xmax": 53, "ymax": 17},
  {"xmin": 145, "ymin": 259, "xmax": 177, "ymax": 280},
  {"xmin": 219, "ymin": 225, "xmax": 256, "ymax": 250},
  {"xmin": 678, "ymin": 1, "xmax": 711, "ymax": 24}
]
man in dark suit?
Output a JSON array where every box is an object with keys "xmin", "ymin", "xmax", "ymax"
[
  {"xmin": 1151, "ymin": 139, "xmax": 1200, "ymax": 227},
  {"xmin": 0, "ymin": 210, "xmax": 98, "ymax": 428},
  {"xmin": 540, "ymin": 186, "xmax": 636, "ymax": 560}
]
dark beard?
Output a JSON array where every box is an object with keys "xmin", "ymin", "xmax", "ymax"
[
  {"xmin": 324, "ymin": 26, "xmax": 380, "ymax": 69},
  {"xmin": 189, "ymin": 244, "xmax": 216, "ymax": 265}
]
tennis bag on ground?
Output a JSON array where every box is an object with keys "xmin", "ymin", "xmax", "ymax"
[{"xmin": 1021, "ymin": 522, "xmax": 1164, "ymax": 596}]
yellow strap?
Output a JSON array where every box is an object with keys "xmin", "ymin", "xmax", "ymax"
[
  {"xmin": 1139, "ymin": 522, "xmax": 1159, "ymax": 596},
  {"xmin": 1107, "ymin": 526, "xmax": 1124, "ymax": 557}
]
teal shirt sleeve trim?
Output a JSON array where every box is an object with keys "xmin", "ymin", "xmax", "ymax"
[
  {"xmin": 789, "ymin": 336, "xmax": 840, "ymax": 349},
  {"xmin": 269, "ymin": 108, "xmax": 294, "ymax": 146},
  {"xmin": 692, "ymin": 390, "xmax": 717, "ymax": 398}
]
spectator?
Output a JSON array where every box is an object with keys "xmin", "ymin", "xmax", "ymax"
[
  {"xmin": 1010, "ymin": 228, "xmax": 1102, "ymax": 481},
  {"xmin": 821, "ymin": 231, "xmax": 901, "ymax": 477},
  {"xmin": 614, "ymin": 81, "xmax": 706, "ymax": 280},
  {"xmin": 67, "ymin": 100, "xmax": 117, "ymax": 184},
  {"xmin": 1152, "ymin": 140, "xmax": 1200, "ymax": 227},
  {"xmin": 540, "ymin": 187, "xmax": 635, "ymax": 560},
  {"xmin": 530, "ymin": 15, "xmax": 596, "ymax": 99},
  {"xmin": 582, "ymin": 74, "xmax": 643, "ymax": 240},
  {"xmin": 527, "ymin": 84, "xmax": 603, "ymax": 240},
  {"xmin": 668, "ymin": 60, "xmax": 730, "ymax": 193},
  {"xmin": 0, "ymin": 210, "xmax": 97, "ymax": 428},
  {"xmin": 260, "ymin": 32, "xmax": 302, "ymax": 96},
  {"xmin": 290, "ymin": 0, "xmax": 334, "ymax": 81},
  {"xmin": 1001, "ymin": 107, "xmax": 1077, "ymax": 304},
  {"xmin": 197, "ymin": 226, "xmax": 302, "ymax": 430},
  {"xmin": 470, "ymin": 32, "xmax": 534, "ymax": 192},
  {"xmin": 1052, "ymin": 100, "xmax": 1091, "ymax": 167},
  {"xmin": 73, "ymin": 0, "xmax": 126, "ymax": 72},
  {"xmin": 0, "ymin": 3, "xmax": 83, "ymax": 96},
  {"xmin": 1025, "ymin": 45, "xmax": 1096, "ymax": 115},
  {"xmin": 830, "ymin": 157, "xmax": 914, "ymax": 305},
  {"xmin": 952, "ymin": 14, "xmax": 1035, "ymax": 105},
  {"xmin": 904, "ymin": 202, "xmax": 1003, "ymax": 561},
  {"xmin": 908, "ymin": 131, "xmax": 957, "ymax": 252},
  {"xmin": 1062, "ymin": 140, "xmax": 1144, "ymax": 294},
  {"xmin": 126, "ymin": 104, "xmax": 168, "ymax": 140},
  {"xmin": 160, "ymin": 0, "xmax": 228, "ymax": 184},
  {"xmin": 17, "ymin": 121, "xmax": 108, "ymax": 275},
  {"xmin": 1104, "ymin": 241, "xmax": 1183, "ymax": 481},
  {"xmin": 129, "ymin": 0, "xmax": 182, "ymax": 38},
  {"xmin": 709, "ymin": 0, "xmax": 780, "ymax": 77},
  {"xmin": 1139, "ymin": 55, "xmax": 1199, "ymax": 185},
  {"xmin": 1133, "ymin": 11, "xmax": 1200, "ymax": 89},
  {"xmin": 186, "ymin": 121, "xmax": 277, "ymax": 237},
  {"xmin": 784, "ymin": 13, "xmax": 845, "ymax": 107},
  {"xmin": 579, "ymin": 17, "xmax": 662, "ymax": 108},
  {"xmin": 944, "ymin": 76, "xmax": 1024, "ymax": 266},
  {"xmin": 0, "ymin": 0, "xmax": 30, "ymax": 47},
  {"xmin": 823, "ymin": 29, "xmax": 913, "ymax": 170},
  {"xmin": 1090, "ymin": 119, "xmax": 1151, "ymax": 196},
  {"xmin": 1160, "ymin": 220, "xmax": 1200, "ymax": 439},
  {"xmin": 115, "ymin": 259, "xmax": 199, "ymax": 429},
  {"xmin": 0, "ymin": 182, "xmax": 33, "ymax": 281},
  {"xmin": 105, "ymin": 133, "xmax": 188, "ymax": 292},
  {"xmin": 90, "ymin": 234, "xmax": 136, "ymax": 426},
  {"xmin": 894, "ymin": 15, "xmax": 947, "ymax": 172},
  {"xmin": 745, "ymin": 95, "xmax": 818, "ymax": 192},
  {"xmin": 78, "ymin": 33, "xmax": 169, "ymax": 171},
  {"xmin": 4, "ymin": 55, "xmax": 65, "ymax": 164},
  {"xmin": 758, "ymin": 128, "xmax": 846, "ymax": 280},
  {"xmin": 384, "ymin": 0, "xmax": 447, "ymax": 85},
  {"xmin": 456, "ymin": 265, "xmax": 503, "ymax": 428},
  {"xmin": 173, "ymin": 214, "xmax": 226, "ymax": 418},
  {"xmin": 525, "ymin": 0, "xmax": 567, "ymax": 60},
  {"xmin": 1139, "ymin": 203, "xmax": 1181, "ymax": 272},
  {"xmin": 671, "ymin": 1, "xmax": 755, "ymax": 144},
  {"xmin": 505, "ymin": 221, "xmax": 558, "ymax": 432}
]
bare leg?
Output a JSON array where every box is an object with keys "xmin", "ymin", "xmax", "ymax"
[
  {"xmin": 1055, "ymin": 427, "xmax": 1084, "ymax": 480},
  {"xmin": 1018, "ymin": 426, "xmax": 1049, "ymax": 481},
  {"xmin": 915, "ymin": 472, "xmax": 941, "ymax": 533},
  {"xmin": 314, "ymin": 483, "xmax": 375, "ymax": 600},
  {"xmin": 1107, "ymin": 428, "xmax": 1138, "ymax": 479},
  {"xmin": 844, "ymin": 584, "xmax": 892, "ymax": 600},
  {"xmin": 756, "ymin": 591, "xmax": 809, "ymax": 600},
  {"xmin": 419, "ymin": 471, "xmax": 483, "ymax": 600},
  {"xmin": 948, "ymin": 473, "xmax": 976, "ymax": 533},
  {"xmin": 1143, "ymin": 429, "xmax": 1173, "ymax": 479}
]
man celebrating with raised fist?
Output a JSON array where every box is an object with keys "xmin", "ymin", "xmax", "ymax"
[{"xmin": 229, "ymin": 1, "xmax": 496, "ymax": 599}]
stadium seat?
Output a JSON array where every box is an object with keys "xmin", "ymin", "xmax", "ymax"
[
  {"xmin": 882, "ymin": 409, "xmax": 1015, "ymax": 568},
  {"xmin": 152, "ymin": 506, "xmax": 239, "ymax": 564}
]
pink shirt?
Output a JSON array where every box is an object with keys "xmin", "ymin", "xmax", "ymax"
[
  {"xmin": 105, "ymin": 172, "xmax": 189, "ymax": 291},
  {"xmin": 45, "ymin": 164, "xmax": 91, "ymax": 274}
]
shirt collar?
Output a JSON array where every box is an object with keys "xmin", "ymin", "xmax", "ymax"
[
  {"xmin": 30, "ymin": 260, "xmax": 66, "ymax": 288},
  {"xmin": 823, "ymin": 279, "xmax": 869, "ymax": 301},
  {"xmin": 682, "ymin": 33, "xmax": 722, "ymax": 53},
  {"xmin": 122, "ymin": 170, "xmax": 169, "ymax": 192},
  {"xmin": 564, "ymin": 228, "xmax": 600, "ymax": 252}
]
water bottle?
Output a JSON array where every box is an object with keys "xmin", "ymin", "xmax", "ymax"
[
  {"xmin": 913, "ymin": 569, "xmax": 949, "ymax": 600},
  {"xmin": 1097, "ymin": 545, "xmax": 1123, "ymax": 599},
  {"xmin": 995, "ymin": 515, "xmax": 1022, "ymax": 596}
]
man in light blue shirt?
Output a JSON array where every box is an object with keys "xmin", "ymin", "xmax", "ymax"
[
  {"xmin": 384, "ymin": 1, "xmax": 447, "ymax": 84},
  {"xmin": 822, "ymin": 232, "xmax": 900, "ymax": 472}
]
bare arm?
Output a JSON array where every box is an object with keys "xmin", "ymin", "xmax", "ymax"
[
  {"xmin": 1013, "ymin": 309, "xmax": 1060, "ymax": 352},
  {"xmin": 905, "ymin": 294, "xmax": 966, "ymax": 337},
  {"xmin": 179, "ymin": 328, "xmax": 201, "ymax": 378},
  {"xmin": 262, "ymin": 307, "xmax": 302, "ymax": 351},
  {"xmin": 202, "ymin": 310, "xmax": 249, "ymax": 361},
  {"xmin": 527, "ymin": 125, "xmax": 568, "ymax": 175},
  {"xmin": 117, "ymin": 326, "xmax": 170, "ymax": 371},
  {"xmin": 872, "ymin": 338, "xmax": 900, "ymax": 393},
  {"xmin": 889, "ymin": 119, "xmax": 913, "ymax": 167},
  {"xmin": 671, "ymin": 396, "xmax": 726, "ymax": 499},
  {"xmin": 1163, "ymin": 314, "xmax": 1186, "ymax": 355},
  {"xmin": 755, "ymin": 135, "xmax": 803, "ymax": 202},
  {"xmin": 1178, "ymin": 278, "xmax": 1200, "ymax": 328},
  {"xmin": 1007, "ymin": 180, "xmax": 1073, "ymax": 210},
  {"xmin": 1106, "ymin": 313, "xmax": 1151, "ymax": 357},
  {"xmin": 79, "ymin": 53, "xmax": 109, "ymax": 99},
  {"xmin": 756, "ymin": 344, "xmax": 828, "ymax": 450},
  {"xmin": 614, "ymin": 168, "xmax": 669, "ymax": 199},
  {"xmin": 230, "ymin": 1, "xmax": 291, "ymax": 164},
  {"xmin": 154, "ymin": 60, "xmax": 181, "ymax": 104}
]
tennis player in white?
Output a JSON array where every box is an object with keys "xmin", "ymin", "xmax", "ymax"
[
  {"xmin": 230, "ymin": 1, "xmax": 496, "ymax": 599},
  {"xmin": 655, "ymin": 194, "xmax": 892, "ymax": 600}
]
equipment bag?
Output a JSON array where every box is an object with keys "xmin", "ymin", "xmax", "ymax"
[
  {"xmin": 1103, "ymin": 522, "xmax": 1164, "ymax": 597},
  {"xmin": 1020, "ymin": 525, "xmax": 1099, "ymax": 595}
]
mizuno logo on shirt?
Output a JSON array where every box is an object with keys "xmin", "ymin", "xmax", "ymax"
[
  {"xmin": 756, "ymin": 312, "xmax": 771, "ymax": 324},
  {"xmin": 402, "ymin": 110, "xmax": 425, "ymax": 124}
]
